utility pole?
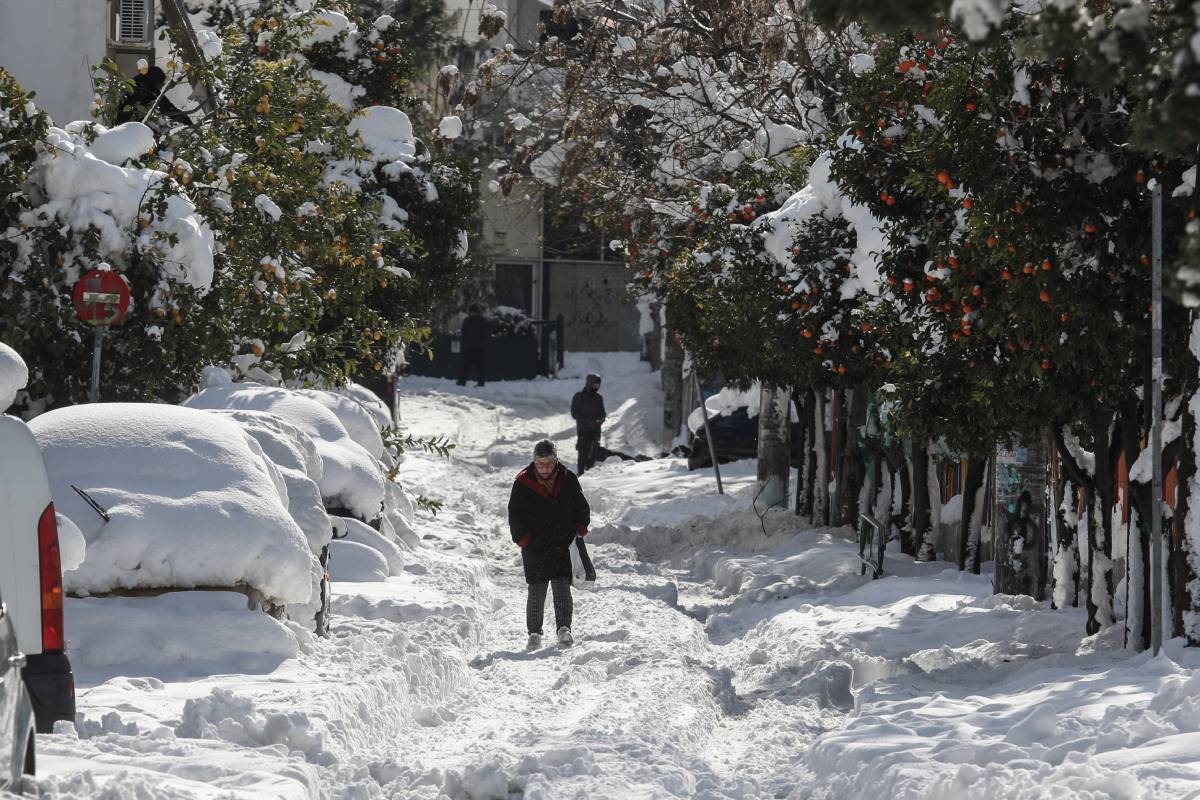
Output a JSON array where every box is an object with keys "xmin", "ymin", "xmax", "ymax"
[{"xmin": 1151, "ymin": 180, "xmax": 1164, "ymax": 656}]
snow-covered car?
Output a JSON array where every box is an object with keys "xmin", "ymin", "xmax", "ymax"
[
  {"xmin": 685, "ymin": 385, "xmax": 802, "ymax": 470},
  {"xmin": 0, "ymin": 586, "xmax": 35, "ymax": 790},
  {"xmin": 29, "ymin": 404, "xmax": 316, "ymax": 625},
  {"xmin": 0, "ymin": 345, "xmax": 76, "ymax": 734}
]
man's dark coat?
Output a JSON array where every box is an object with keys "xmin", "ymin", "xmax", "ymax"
[{"xmin": 508, "ymin": 462, "xmax": 590, "ymax": 583}]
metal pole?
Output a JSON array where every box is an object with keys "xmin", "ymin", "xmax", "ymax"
[
  {"xmin": 89, "ymin": 326, "xmax": 104, "ymax": 403},
  {"xmin": 1150, "ymin": 180, "xmax": 1164, "ymax": 655},
  {"xmin": 692, "ymin": 370, "xmax": 723, "ymax": 495}
]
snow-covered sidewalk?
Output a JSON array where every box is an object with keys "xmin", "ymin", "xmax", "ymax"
[{"xmin": 32, "ymin": 354, "xmax": 1200, "ymax": 799}]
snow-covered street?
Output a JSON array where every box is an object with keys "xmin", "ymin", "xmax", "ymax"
[{"xmin": 27, "ymin": 355, "xmax": 1200, "ymax": 799}]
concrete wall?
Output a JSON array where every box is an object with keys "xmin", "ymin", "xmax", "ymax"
[
  {"xmin": 0, "ymin": 0, "xmax": 108, "ymax": 126},
  {"xmin": 548, "ymin": 260, "xmax": 641, "ymax": 352}
]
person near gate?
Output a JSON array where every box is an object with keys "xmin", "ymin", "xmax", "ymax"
[
  {"xmin": 508, "ymin": 440, "xmax": 592, "ymax": 649},
  {"xmin": 457, "ymin": 304, "xmax": 488, "ymax": 386},
  {"xmin": 570, "ymin": 373, "xmax": 606, "ymax": 474}
]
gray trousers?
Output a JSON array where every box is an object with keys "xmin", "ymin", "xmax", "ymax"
[{"xmin": 527, "ymin": 578, "xmax": 572, "ymax": 634}]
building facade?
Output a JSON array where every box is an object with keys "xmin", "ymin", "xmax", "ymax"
[{"xmin": 443, "ymin": 0, "xmax": 643, "ymax": 353}]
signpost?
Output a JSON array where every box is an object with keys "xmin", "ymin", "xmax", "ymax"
[{"xmin": 72, "ymin": 269, "xmax": 131, "ymax": 403}]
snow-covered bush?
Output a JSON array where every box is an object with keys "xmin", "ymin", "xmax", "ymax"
[
  {"xmin": 486, "ymin": 305, "xmax": 534, "ymax": 337},
  {"xmin": 0, "ymin": 69, "xmax": 225, "ymax": 410}
]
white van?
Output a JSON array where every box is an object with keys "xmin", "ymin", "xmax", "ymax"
[{"xmin": 0, "ymin": 415, "xmax": 75, "ymax": 732}]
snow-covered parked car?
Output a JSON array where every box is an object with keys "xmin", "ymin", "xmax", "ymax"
[
  {"xmin": 180, "ymin": 371, "xmax": 420, "ymax": 599},
  {"xmin": 29, "ymin": 404, "xmax": 316, "ymax": 624},
  {"xmin": 0, "ymin": 344, "xmax": 76, "ymax": 735}
]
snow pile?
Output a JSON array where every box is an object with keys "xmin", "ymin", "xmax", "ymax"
[
  {"xmin": 184, "ymin": 378, "xmax": 384, "ymax": 520},
  {"xmin": 0, "ymin": 341, "xmax": 28, "ymax": 410},
  {"xmin": 438, "ymin": 115, "xmax": 463, "ymax": 140},
  {"xmin": 759, "ymin": 152, "xmax": 886, "ymax": 297},
  {"xmin": 56, "ymin": 513, "xmax": 86, "ymax": 574},
  {"xmin": 66, "ymin": 592, "xmax": 299, "ymax": 680},
  {"xmin": 312, "ymin": 68, "xmax": 365, "ymax": 110},
  {"xmin": 295, "ymin": 387, "xmax": 385, "ymax": 460},
  {"xmin": 209, "ymin": 409, "xmax": 331, "ymax": 553},
  {"xmin": 296, "ymin": 8, "xmax": 352, "ymax": 46},
  {"xmin": 85, "ymin": 121, "xmax": 156, "ymax": 166},
  {"xmin": 25, "ymin": 126, "xmax": 215, "ymax": 292},
  {"xmin": 349, "ymin": 105, "xmax": 416, "ymax": 164},
  {"xmin": 29, "ymin": 403, "xmax": 313, "ymax": 605},
  {"xmin": 326, "ymin": 512, "xmax": 417, "ymax": 583}
]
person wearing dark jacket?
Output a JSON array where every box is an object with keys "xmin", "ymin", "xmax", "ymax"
[
  {"xmin": 570, "ymin": 373, "xmax": 606, "ymax": 474},
  {"xmin": 458, "ymin": 304, "xmax": 488, "ymax": 386},
  {"xmin": 115, "ymin": 66, "xmax": 192, "ymax": 132},
  {"xmin": 508, "ymin": 440, "xmax": 591, "ymax": 648}
]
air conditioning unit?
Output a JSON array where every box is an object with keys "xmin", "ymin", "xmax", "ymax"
[
  {"xmin": 116, "ymin": 0, "xmax": 151, "ymax": 43},
  {"xmin": 108, "ymin": 0, "xmax": 156, "ymax": 77}
]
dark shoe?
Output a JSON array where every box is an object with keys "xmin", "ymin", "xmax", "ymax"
[
  {"xmin": 456, "ymin": 380, "xmax": 466, "ymax": 386},
  {"xmin": 526, "ymin": 633, "xmax": 542, "ymax": 651},
  {"xmin": 476, "ymin": 382, "xmax": 485, "ymax": 387}
]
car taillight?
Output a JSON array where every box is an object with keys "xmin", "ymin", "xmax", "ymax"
[{"xmin": 37, "ymin": 502, "xmax": 64, "ymax": 652}]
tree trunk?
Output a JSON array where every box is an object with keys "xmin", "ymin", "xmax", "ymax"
[
  {"xmin": 796, "ymin": 388, "xmax": 814, "ymax": 518},
  {"xmin": 1089, "ymin": 407, "xmax": 1118, "ymax": 635},
  {"xmin": 839, "ymin": 387, "xmax": 868, "ymax": 527},
  {"xmin": 910, "ymin": 441, "xmax": 931, "ymax": 560},
  {"xmin": 660, "ymin": 316, "xmax": 685, "ymax": 454},
  {"xmin": 1119, "ymin": 397, "xmax": 1153, "ymax": 650},
  {"xmin": 957, "ymin": 456, "xmax": 987, "ymax": 574},
  {"xmin": 757, "ymin": 384, "xmax": 792, "ymax": 508},
  {"xmin": 830, "ymin": 389, "xmax": 845, "ymax": 524},
  {"xmin": 1176, "ymin": 396, "xmax": 1198, "ymax": 642},
  {"xmin": 814, "ymin": 390, "xmax": 828, "ymax": 526},
  {"xmin": 897, "ymin": 446, "xmax": 915, "ymax": 556},
  {"xmin": 1047, "ymin": 432, "xmax": 1081, "ymax": 609}
]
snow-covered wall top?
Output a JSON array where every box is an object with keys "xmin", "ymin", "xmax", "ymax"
[
  {"xmin": 29, "ymin": 403, "xmax": 314, "ymax": 605},
  {"xmin": 0, "ymin": 0, "xmax": 106, "ymax": 127}
]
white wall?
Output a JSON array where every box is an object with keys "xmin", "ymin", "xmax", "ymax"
[{"xmin": 0, "ymin": 0, "xmax": 107, "ymax": 126}]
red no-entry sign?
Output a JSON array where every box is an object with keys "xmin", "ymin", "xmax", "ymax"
[{"xmin": 73, "ymin": 269, "xmax": 130, "ymax": 326}]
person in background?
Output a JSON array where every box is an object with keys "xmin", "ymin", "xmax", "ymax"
[
  {"xmin": 508, "ymin": 440, "xmax": 591, "ymax": 649},
  {"xmin": 458, "ymin": 304, "xmax": 488, "ymax": 387},
  {"xmin": 570, "ymin": 373, "xmax": 606, "ymax": 474}
]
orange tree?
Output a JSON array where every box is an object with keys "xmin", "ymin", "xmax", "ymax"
[{"xmin": 832, "ymin": 25, "xmax": 1193, "ymax": 636}]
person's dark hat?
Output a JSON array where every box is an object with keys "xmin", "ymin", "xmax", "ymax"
[
  {"xmin": 468, "ymin": 303, "xmax": 480, "ymax": 314},
  {"xmin": 586, "ymin": 373, "xmax": 602, "ymax": 385},
  {"xmin": 533, "ymin": 440, "xmax": 556, "ymax": 458}
]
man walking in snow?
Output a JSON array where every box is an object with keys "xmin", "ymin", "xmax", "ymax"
[
  {"xmin": 508, "ymin": 440, "xmax": 591, "ymax": 649},
  {"xmin": 457, "ymin": 304, "xmax": 488, "ymax": 387},
  {"xmin": 570, "ymin": 373, "xmax": 606, "ymax": 474}
]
